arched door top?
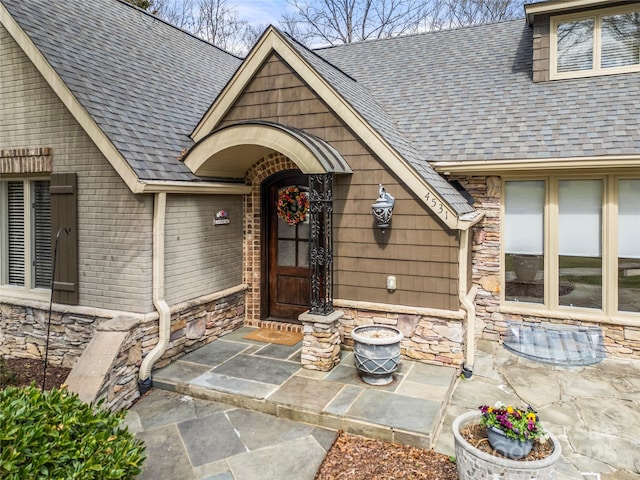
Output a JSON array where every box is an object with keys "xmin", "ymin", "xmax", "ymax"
[{"xmin": 183, "ymin": 120, "xmax": 352, "ymax": 179}]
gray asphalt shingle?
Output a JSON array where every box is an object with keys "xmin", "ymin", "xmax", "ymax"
[
  {"xmin": 284, "ymin": 33, "xmax": 475, "ymax": 215},
  {"xmin": 316, "ymin": 19, "xmax": 640, "ymax": 163},
  {"xmin": 4, "ymin": 0, "xmax": 638, "ymax": 216},
  {"xmin": 2, "ymin": 0, "xmax": 241, "ymax": 181}
]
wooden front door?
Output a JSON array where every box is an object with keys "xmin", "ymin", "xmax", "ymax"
[{"xmin": 264, "ymin": 173, "xmax": 310, "ymax": 321}]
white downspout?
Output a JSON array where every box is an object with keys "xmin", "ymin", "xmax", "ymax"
[
  {"xmin": 138, "ymin": 192, "xmax": 171, "ymax": 393},
  {"xmin": 458, "ymin": 227, "xmax": 478, "ymax": 378}
]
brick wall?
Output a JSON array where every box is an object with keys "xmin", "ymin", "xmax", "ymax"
[
  {"xmin": 243, "ymin": 153, "xmax": 299, "ymax": 323},
  {"xmin": 165, "ymin": 194, "xmax": 243, "ymax": 305},
  {"xmin": 0, "ymin": 147, "xmax": 52, "ymax": 173},
  {"xmin": 1, "ymin": 23, "xmax": 154, "ymax": 313}
]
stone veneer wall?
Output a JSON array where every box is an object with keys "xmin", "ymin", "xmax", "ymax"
[
  {"xmin": 0, "ymin": 302, "xmax": 104, "ymax": 368},
  {"xmin": 101, "ymin": 288, "xmax": 246, "ymax": 411},
  {"xmin": 337, "ymin": 304, "xmax": 466, "ymax": 366},
  {"xmin": 0, "ymin": 288, "xmax": 245, "ymax": 411},
  {"xmin": 454, "ymin": 175, "xmax": 640, "ymax": 360},
  {"xmin": 243, "ymin": 153, "xmax": 299, "ymax": 324}
]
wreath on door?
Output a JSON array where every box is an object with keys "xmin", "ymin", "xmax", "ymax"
[{"xmin": 276, "ymin": 186, "xmax": 309, "ymax": 225}]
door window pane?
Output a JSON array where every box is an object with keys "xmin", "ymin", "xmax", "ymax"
[
  {"xmin": 618, "ymin": 179, "xmax": 640, "ymax": 312},
  {"xmin": 601, "ymin": 12, "xmax": 640, "ymax": 69},
  {"xmin": 558, "ymin": 180, "xmax": 602, "ymax": 309},
  {"xmin": 504, "ymin": 181, "xmax": 544, "ymax": 304},
  {"xmin": 557, "ymin": 18, "xmax": 594, "ymax": 72},
  {"xmin": 278, "ymin": 217, "xmax": 296, "ymax": 239},
  {"xmin": 278, "ymin": 239, "xmax": 296, "ymax": 266}
]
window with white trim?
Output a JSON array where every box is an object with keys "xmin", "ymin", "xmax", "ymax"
[
  {"xmin": 551, "ymin": 5, "xmax": 640, "ymax": 79},
  {"xmin": 0, "ymin": 179, "xmax": 51, "ymax": 290},
  {"xmin": 504, "ymin": 176, "xmax": 640, "ymax": 315}
]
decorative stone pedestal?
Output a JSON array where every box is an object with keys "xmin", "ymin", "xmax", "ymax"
[{"xmin": 299, "ymin": 310, "xmax": 343, "ymax": 372}]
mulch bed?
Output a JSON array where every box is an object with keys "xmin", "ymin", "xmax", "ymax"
[
  {"xmin": 315, "ymin": 423, "xmax": 555, "ymax": 479},
  {"xmin": 315, "ymin": 431, "xmax": 458, "ymax": 480},
  {"xmin": 0, "ymin": 357, "xmax": 71, "ymax": 391}
]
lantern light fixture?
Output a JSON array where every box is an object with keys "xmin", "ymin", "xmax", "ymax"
[{"xmin": 371, "ymin": 184, "xmax": 395, "ymax": 233}]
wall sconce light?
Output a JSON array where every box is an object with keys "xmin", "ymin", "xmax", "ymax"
[{"xmin": 371, "ymin": 184, "xmax": 395, "ymax": 233}]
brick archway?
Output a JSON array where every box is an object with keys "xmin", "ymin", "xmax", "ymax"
[{"xmin": 243, "ymin": 153, "xmax": 299, "ymax": 325}]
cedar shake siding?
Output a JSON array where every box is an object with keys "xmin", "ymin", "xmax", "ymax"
[
  {"xmin": 164, "ymin": 194, "xmax": 244, "ymax": 305},
  {"xmin": 532, "ymin": 15, "xmax": 551, "ymax": 83},
  {"xmin": 220, "ymin": 53, "xmax": 460, "ymax": 312},
  {"xmin": 1, "ymin": 23, "xmax": 153, "ymax": 313}
]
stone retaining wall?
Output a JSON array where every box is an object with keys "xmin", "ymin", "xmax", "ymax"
[
  {"xmin": 0, "ymin": 302, "xmax": 103, "ymax": 368},
  {"xmin": 338, "ymin": 305, "xmax": 466, "ymax": 366},
  {"xmin": 0, "ymin": 288, "xmax": 246, "ymax": 411}
]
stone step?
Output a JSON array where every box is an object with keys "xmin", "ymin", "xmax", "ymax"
[{"xmin": 150, "ymin": 329, "xmax": 459, "ymax": 449}]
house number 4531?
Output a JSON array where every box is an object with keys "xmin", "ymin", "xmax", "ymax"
[{"xmin": 424, "ymin": 192, "xmax": 448, "ymax": 220}]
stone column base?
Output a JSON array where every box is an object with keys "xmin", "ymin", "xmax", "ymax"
[{"xmin": 298, "ymin": 310, "xmax": 343, "ymax": 372}]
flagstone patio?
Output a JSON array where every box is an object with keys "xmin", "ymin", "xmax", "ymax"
[{"xmin": 130, "ymin": 326, "xmax": 640, "ymax": 480}]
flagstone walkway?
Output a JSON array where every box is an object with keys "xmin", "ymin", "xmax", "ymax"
[{"xmin": 125, "ymin": 327, "xmax": 640, "ymax": 480}]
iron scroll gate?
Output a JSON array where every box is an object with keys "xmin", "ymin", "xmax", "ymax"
[{"xmin": 308, "ymin": 174, "xmax": 334, "ymax": 316}]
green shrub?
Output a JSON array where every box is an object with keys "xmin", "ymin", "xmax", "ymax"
[
  {"xmin": 0, "ymin": 385, "xmax": 145, "ymax": 479},
  {"xmin": 0, "ymin": 357, "xmax": 18, "ymax": 388}
]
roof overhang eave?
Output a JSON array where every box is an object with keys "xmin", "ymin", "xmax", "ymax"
[
  {"xmin": 183, "ymin": 121, "xmax": 353, "ymax": 178},
  {"xmin": 137, "ymin": 180, "xmax": 251, "ymax": 194},
  {"xmin": 525, "ymin": 0, "xmax": 615, "ymax": 25},
  {"xmin": 434, "ymin": 155, "xmax": 640, "ymax": 174}
]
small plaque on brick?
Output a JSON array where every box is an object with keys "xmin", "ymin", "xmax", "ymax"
[{"xmin": 213, "ymin": 209, "xmax": 230, "ymax": 225}]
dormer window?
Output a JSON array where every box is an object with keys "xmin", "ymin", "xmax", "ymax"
[{"xmin": 551, "ymin": 5, "xmax": 640, "ymax": 79}]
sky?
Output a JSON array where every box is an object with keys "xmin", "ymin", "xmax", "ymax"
[{"xmin": 233, "ymin": 0, "xmax": 290, "ymax": 28}]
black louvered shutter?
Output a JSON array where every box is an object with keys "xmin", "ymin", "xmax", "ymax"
[{"xmin": 50, "ymin": 173, "xmax": 78, "ymax": 305}]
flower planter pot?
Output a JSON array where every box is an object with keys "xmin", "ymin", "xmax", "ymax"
[
  {"xmin": 487, "ymin": 426, "xmax": 534, "ymax": 459},
  {"xmin": 512, "ymin": 254, "xmax": 540, "ymax": 282},
  {"xmin": 453, "ymin": 411, "xmax": 562, "ymax": 480},
  {"xmin": 351, "ymin": 325, "xmax": 403, "ymax": 385}
]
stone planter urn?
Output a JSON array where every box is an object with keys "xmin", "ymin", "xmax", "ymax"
[
  {"xmin": 512, "ymin": 254, "xmax": 540, "ymax": 282},
  {"xmin": 351, "ymin": 325, "xmax": 403, "ymax": 385},
  {"xmin": 453, "ymin": 411, "xmax": 562, "ymax": 480}
]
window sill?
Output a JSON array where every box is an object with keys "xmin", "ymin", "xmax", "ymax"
[
  {"xmin": 0, "ymin": 287, "xmax": 51, "ymax": 306},
  {"xmin": 550, "ymin": 65, "xmax": 640, "ymax": 81},
  {"xmin": 500, "ymin": 302, "xmax": 640, "ymax": 327}
]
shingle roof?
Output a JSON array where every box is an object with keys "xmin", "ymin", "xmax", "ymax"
[
  {"xmin": 1, "ymin": 0, "xmax": 241, "ymax": 181},
  {"xmin": 4, "ymin": 0, "xmax": 638, "ymax": 215},
  {"xmin": 284, "ymin": 32, "xmax": 475, "ymax": 215},
  {"xmin": 316, "ymin": 19, "xmax": 640, "ymax": 163}
]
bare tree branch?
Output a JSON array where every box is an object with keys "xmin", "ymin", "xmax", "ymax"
[{"xmin": 281, "ymin": 0, "xmax": 525, "ymax": 46}]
